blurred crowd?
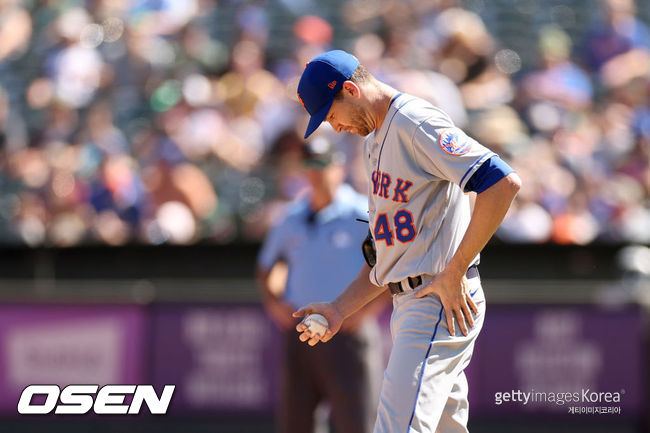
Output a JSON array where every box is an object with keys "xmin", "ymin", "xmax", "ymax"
[{"xmin": 0, "ymin": 0, "xmax": 648, "ymax": 246}]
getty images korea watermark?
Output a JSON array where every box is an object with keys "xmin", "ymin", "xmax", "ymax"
[
  {"xmin": 17, "ymin": 385, "xmax": 175, "ymax": 415},
  {"xmin": 494, "ymin": 388, "xmax": 624, "ymax": 415}
]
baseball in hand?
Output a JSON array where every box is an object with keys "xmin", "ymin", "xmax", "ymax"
[{"xmin": 303, "ymin": 314, "xmax": 329, "ymax": 337}]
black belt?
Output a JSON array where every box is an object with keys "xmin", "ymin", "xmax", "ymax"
[{"xmin": 387, "ymin": 265, "xmax": 480, "ymax": 296}]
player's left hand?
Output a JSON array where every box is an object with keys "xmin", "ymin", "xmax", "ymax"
[{"xmin": 413, "ymin": 269, "xmax": 479, "ymax": 337}]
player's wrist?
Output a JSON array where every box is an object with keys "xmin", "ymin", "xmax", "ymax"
[
  {"xmin": 331, "ymin": 299, "xmax": 347, "ymax": 320},
  {"xmin": 442, "ymin": 262, "xmax": 467, "ymax": 280}
]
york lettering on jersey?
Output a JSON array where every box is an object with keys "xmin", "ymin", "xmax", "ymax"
[
  {"xmin": 392, "ymin": 179, "xmax": 413, "ymax": 203},
  {"xmin": 371, "ymin": 170, "xmax": 413, "ymax": 203}
]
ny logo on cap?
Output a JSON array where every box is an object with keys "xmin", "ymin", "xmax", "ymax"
[{"xmin": 327, "ymin": 81, "xmax": 337, "ymax": 89}]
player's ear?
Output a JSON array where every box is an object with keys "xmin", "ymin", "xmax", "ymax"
[{"xmin": 341, "ymin": 81, "xmax": 361, "ymax": 99}]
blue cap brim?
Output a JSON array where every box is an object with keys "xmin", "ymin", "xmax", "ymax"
[{"xmin": 304, "ymin": 98, "xmax": 334, "ymax": 139}]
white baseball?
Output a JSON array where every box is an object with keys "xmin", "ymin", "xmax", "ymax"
[{"xmin": 303, "ymin": 313, "xmax": 329, "ymax": 337}]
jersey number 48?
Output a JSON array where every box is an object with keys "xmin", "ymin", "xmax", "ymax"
[{"xmin": 374, "ymin": 210, "xmax": 417, "ymax": 246}]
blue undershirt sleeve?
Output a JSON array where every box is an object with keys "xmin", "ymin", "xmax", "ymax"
[{"xmin": 464, "ymin": 155, "xmax": 514, "ymax": 193}]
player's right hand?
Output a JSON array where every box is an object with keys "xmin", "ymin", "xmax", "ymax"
[{"xmin": 292, "ymin": 302, "xmax": 344, "ymax": 346}]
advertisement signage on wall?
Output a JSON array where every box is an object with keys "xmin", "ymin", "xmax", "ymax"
[
  {"xmin": 471, "ymin": 306, "xmax": 643, "ymax": 417},
  {"xmin": 0, "ymin": 305, "xmax": 147, "ymax": 414},
  {"xmin": 150, "ymin": 304, "xmax": 281, "ymax": 414},
  {"xmin": 0, "ymin": 302, "xmax": 642, "ymax": 419}
]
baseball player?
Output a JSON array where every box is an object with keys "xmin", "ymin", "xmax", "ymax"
[{"xmin": 292, "ymin": 50, "xmax": 522, "ymax": 433}]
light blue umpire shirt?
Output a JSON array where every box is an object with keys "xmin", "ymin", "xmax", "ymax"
[{"xmin": 258, "ymin": 184, "xmax": 369, "ymax": 309}]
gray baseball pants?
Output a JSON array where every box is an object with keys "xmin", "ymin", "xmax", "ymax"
[{"xmin": 373, "ymin": 274, "xmax": 485, "ymax": 433}]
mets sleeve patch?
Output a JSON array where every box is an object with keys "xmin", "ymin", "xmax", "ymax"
[{"xmin": 438, "ymin": 127, "xmax": 472, "ymax": 156}]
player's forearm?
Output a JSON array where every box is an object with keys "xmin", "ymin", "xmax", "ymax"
[
  {"xmin": 445, "ymin": 173, "xmax": 521, "ymax": 276},
  {"xmin": 332, "ymin": 264, "xmax": 386, "ymax": 319}
]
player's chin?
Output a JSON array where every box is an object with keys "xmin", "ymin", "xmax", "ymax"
[{"xmin": 352, "ymin": 127, "xmax": 371, "ymax": 136}]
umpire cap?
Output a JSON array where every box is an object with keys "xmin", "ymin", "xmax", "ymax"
[{"xmin": 302, "ymin": 137, "xmax": 345, "ymax": 169}]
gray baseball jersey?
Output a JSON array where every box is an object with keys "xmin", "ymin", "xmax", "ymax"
[
  {"xmin": 364, "ymin": 93, "xmax": 495, "ymax": 286},
  {"xmin": 364, "ymin": 93, "xmax": 493, "ymax": 433}
]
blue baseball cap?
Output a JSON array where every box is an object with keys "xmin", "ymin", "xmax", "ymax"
[{"xmin": 297, "ymin": 50, "xmax": 360, "ymax": 139}]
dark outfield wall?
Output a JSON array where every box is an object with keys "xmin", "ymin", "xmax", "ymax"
[{"xmin": 0, "ymin": 242, "xmax": 626, "ymax": 280}]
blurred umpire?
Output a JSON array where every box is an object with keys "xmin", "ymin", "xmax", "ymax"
[{"xmin": 257, "ymin": 137, "xmax": 389, "ymax": 433}]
